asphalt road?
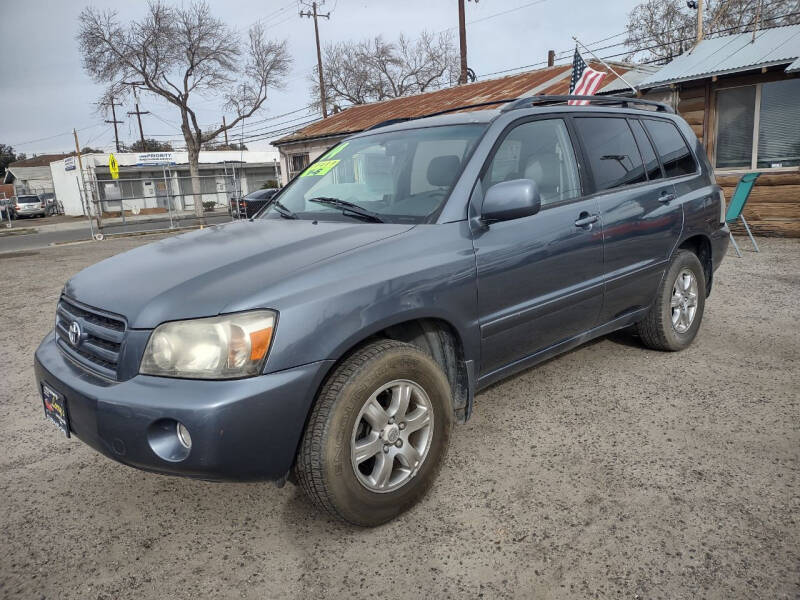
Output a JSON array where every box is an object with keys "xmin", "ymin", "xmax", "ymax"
[
  {"xmin": 0, "ymin": 234, "xmax": 798, "ymax": 599},
  {"xmin": 0, "ymin": 213, "xmax": 232, "ymax": 254}
]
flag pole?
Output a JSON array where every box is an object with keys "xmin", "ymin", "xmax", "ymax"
[{"xmin": 572, "ymin": 36, "xmax": 638, "ymax": 94}]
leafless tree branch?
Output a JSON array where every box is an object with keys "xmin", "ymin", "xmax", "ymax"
[
  {"xmin": 309, "ymin": 31, "xmax": 459, "ymax": 109},
  {"xmin": 77, "ymin": 0, "xmax": 292, "ymax": 217}
]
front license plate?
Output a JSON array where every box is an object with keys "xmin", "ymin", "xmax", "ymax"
[{"xmin": 42, "ymin": 384, "xmax": 70, "ymax": 437}]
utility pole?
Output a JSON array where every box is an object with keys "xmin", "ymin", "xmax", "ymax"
[
  {"xmin": 74, "ymin": 128, "xmax": 101, "ymax": 228},
  {"xmin": 222, "ymin": 116, "xmax": 229, "ymax": 146},
  {"xmin": 696, "ymin": 0, "xmax": 704, "ymax": 43},
  {"xmin": 458, "ymin": 0, "xmax": 468, "ymax": 84},
  {"xmin": 127, "ymin": 103, "xmax": 150, "ymax": 148},
  {"xmin": 752, "ymin": 0, "xmax": 764, "ymax": 42},
  {"xmin": 104, "ymin": 98, "xmax": 123, "ymax": 152},
  {"xmin": 300, "ymin": 1, "xmax": 330, "ymax": 118}
]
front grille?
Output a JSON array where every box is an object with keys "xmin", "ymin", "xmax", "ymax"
[{"xmin": 55, "ymin": 296, "xmax": 126, "ymax": 380}]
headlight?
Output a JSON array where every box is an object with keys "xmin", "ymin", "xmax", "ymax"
[{"xmin": 140, "ymin": 310, "xmax": 276, "ymax": 379}]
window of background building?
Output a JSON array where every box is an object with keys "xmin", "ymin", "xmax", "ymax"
[{"xmin": 715, "ymin": 79, "xmax": 800, "ymax": 169}]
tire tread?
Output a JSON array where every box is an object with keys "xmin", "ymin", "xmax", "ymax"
[{"xmin": 294, "ymin": 339, "xmax": 415, "ymax": 522}]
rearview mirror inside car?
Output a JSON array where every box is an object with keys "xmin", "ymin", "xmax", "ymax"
[{"xmin": 481, "ymin": 179, "xmax": 542, "ymax": 223}]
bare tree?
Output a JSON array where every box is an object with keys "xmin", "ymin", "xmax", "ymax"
[
  {"xmin": 310, "ymin": 31, "xmax": 459, "ymax": 108},
  {"xmin": 78, "ymin": 1, "xmax": 291, "ymax": 217},
  {"xmin": 625, "ymin": 0, "xmax": 800, "ymax": 63}
]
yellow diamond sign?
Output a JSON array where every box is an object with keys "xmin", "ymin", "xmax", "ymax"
[{"xmin": 108, "ymin": 153, "xmax": 119, "ymax": 179}]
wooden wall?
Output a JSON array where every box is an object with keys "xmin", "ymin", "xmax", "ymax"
[
  {"xmin": 673, "ymin": 76, "xmax": 800, "ymax": 238},
  {"xmin": 716, "ymin": 172, "xmax": 800, "ymax": 238}
]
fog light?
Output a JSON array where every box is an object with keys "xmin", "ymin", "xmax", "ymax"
[{"xmin": 176, "ymin": 422, "xmax": 192, "ymax": 449}]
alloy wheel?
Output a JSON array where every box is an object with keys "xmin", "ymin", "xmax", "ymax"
[
  {"xmin": 671, "ymin": 268, "xmax": 698, "ymax": 333},
  {"xmin": 350, "ymin": 379, "xmax": 434, "ymax": 493}
]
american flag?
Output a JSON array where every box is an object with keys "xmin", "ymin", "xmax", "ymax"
[{"xmin": 568, "ymin": 47, "xmax": 607, "ymax": 105}]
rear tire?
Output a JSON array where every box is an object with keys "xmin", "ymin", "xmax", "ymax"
[
  {"xmin": 636, "ymin": 249, "xmax": 706, "ymax": 351},
  {"xmin": 295, "ymin": 339, "xmax": 453, "ymax": 526}
]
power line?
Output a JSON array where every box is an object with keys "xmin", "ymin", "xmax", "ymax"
[
  {"xmin": 439, "ymin": 0, "xmax": 549, "ymax": 33},
  {"xmin": 479, "ymin": 9, "xmax": 800, "ymax": 79},
  {"xmin": 9, "ymin": 123, "xmax": 104, "ymax": 148}
]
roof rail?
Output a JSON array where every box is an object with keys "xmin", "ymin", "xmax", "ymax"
[
  {"xmin": 500, "ymin": 94, "xmax": 675, "ymax": 113},
  {"xmin": 364, "ymin": 99, "xmax": 518, "ymax": 132},
  {"xmin": 365, "ymin": 117, "xmax": 412, "ymax": 131}
]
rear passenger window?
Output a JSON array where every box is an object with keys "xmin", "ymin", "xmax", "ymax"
[
  {"xmin": 573, "ymin": 118, "xmax": 647, "ymax": 191},
  {"xmin": 629, "ymin": 119, "xmax": 663, "ymax": 180},
  {"xmin": 484, "ymin": 119, "xmax": 582, "ymax": 206},
  {"xmin": 643, "ymin": 119, "xmax": 697, "ymax": 177}
]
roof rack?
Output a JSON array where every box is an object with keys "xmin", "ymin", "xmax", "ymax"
[
  {"xmin": 500, "ymin": 94, "xmax": 674, "ymax": 113},
  {"xmin": 361, "ymin": 94, "xmax": 673, "ymax": 134},
  {"xmin": 364, "ymin": 99, "xmax": 518, "ymax": 132}
]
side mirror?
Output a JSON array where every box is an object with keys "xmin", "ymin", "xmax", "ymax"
[{"xmin": 481, "ymin": 178, "xmax": 542, "ymax": 223}]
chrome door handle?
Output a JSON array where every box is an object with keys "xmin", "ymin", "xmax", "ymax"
[
  {"xmin": 574, "ymin": 213, "xmax": 599, "ymax": 228},
  {"xmin": 659, "ymin": 192, "xmax": 677, "ymax": 203}
]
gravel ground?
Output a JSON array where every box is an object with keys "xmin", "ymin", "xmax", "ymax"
[{"xmin": 1, "ymin": 235, "xmax": 798, "ymax": 599}]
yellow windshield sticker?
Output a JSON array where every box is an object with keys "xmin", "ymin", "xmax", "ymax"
[
  {"xmin": 300, "ymin": 159, "xmax": 340, "ymax": 177},
  {"xmin": 321, "ymin": 142, "xmax": 348, "ymax": 159}
]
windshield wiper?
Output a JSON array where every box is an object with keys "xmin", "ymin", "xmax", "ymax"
[
  {"xmin": 307, "ymin": 197, "xmax": 384, "ymax": 223},
  {"xmin": 271, "ymin": 200, "xmax": 297, "ymax": 219}
]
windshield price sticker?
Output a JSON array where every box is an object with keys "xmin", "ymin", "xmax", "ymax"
[{"xmin": 300, "ymin": 160, "xmax": 340, "ymax": 177}]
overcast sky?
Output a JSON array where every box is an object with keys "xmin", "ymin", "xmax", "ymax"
[{"xmin": 0, "ymin": 0, "xmax": 641, "ymax": 155}]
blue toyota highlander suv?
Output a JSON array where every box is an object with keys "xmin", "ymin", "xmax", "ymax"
[{"xmin": 35, "ymin": 96, "xmax": 729, "ymax": 525}]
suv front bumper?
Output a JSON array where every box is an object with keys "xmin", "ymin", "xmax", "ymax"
[{"xmin": 34, "ymin": 331, "xmax": 332, "ymax": 481}]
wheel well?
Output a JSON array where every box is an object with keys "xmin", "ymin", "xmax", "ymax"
[
  {"xmin": 334, "ymin": 318, "xmax": 472, "ymax": 423},
  {"xmin": 678, "ymin": 235, "xmax": 713, "ymax": 295}
]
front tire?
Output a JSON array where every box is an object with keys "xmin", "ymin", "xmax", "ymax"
[
  {"xmin": 636, "ymin": 249, "xmax": 706, "ymax": 351},
  {"xmin": 295, "ymin": 339, "xmax": 453, "ymax": 526}
]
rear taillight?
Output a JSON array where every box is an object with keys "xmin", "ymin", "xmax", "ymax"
[{"xmin": 718, "ymin": 189, "xmax": 726, "ymax": 225}]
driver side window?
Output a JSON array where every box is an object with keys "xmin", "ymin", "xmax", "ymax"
[{"xmin": 484, "ymin": 119, "xmax": 581, "ymax": 206}]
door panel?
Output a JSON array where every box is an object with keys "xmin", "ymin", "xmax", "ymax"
[
  {"xmin": 595, "ymin": 183, "xmax": 681, "ymax": 321},
  {"xmin": 572, "ymin": 116, "xmax": 683, "ymax": 322},
  {"xmin": 473, "ymin": 117, "xmax": 603, "ymax": 376},
  {"xmin": 475, "ymin": 198, "xmax": 605, "ymax": 374}
]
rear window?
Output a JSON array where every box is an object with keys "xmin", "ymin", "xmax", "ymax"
[
  {"xmin": 17, "ymin": 196, "xmax": 40, "ymax": 203},
  {"xmin": 643, "ymin": 119, "xmax": 697, "ymax": 177},
  {"xmin": 574, "ymin": 117, "xmax": 647, "ymax": 191}
]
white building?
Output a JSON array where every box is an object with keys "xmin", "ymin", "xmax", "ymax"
[{"xmin": 50, "ymin": 149, "xmax": 281, "ymax": 216}]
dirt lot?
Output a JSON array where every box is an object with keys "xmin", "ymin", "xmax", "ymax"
[{"xmin": 1, "ymin": 235, "xmax": 798, "ymax": 599}]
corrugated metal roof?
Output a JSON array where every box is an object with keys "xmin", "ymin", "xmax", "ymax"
[
  {"xmin": 638, "ymin": 24, "xmax": 800, "ymax": 89},
  {"xmin": 275, "ymin": 62, "xmax": 633, "ymax": 145}
]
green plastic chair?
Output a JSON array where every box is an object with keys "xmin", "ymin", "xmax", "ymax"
[{"xmin": 726, "ymin": 172, "xmax": 760, "ymax": 257}]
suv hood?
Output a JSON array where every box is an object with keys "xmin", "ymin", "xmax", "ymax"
[{"xmin": 65, "ymin": 219, "xmax": 413, "ymax": 328}]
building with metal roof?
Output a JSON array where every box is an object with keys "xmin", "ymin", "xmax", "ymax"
[
  {"xmin": 638, "ymin": 24, "xmax": 800, "ymax": 89},
  {"xmin": 638, "ymin": 24, "xmax": 800, "ymax": 237}
]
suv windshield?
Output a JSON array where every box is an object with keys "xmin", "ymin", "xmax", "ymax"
[
  {"xmin": 262, "ymin": 124, "xmax": 487, "ymax": 224},
  {"xmin": 17, "ymin": 196, "xmax": 39, "ymax": 203}
]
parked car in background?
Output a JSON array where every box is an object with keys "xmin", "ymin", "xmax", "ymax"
[
  {"xmin": 230, "ymin": 188, "xmax": 279, "ymax": 218},
  {"xmin": 34, "ymin": 95, "xmax": 729, "ymax": 526},
  {"xmin": 14, "ymin": 195, "xmax": 48, "ymax": 218},
  {"xmin": 40, "ymin": 193, "xmax": 59, "ymax": 216},
  {"xmin": 0, "ymin": 198, "xmax": 16, "ymax": 221}
]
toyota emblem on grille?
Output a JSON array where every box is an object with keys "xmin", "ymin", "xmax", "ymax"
[{"xmin": 68, "ymin": 321, "xmax": 82, "ymax": 346}]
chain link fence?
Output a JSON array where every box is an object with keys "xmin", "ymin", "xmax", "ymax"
[{"xmin": 87, "ymin": 169, "xmax": 246, "ymax": 236}]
